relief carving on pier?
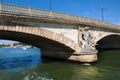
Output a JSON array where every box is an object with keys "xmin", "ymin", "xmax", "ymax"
[{"xmin": 78, "ymin": 27, "xmax": 96, "ymax": 49}]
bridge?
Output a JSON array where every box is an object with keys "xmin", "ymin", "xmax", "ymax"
[{"xmin": 0, "ymin": 2, "xmax": 120, "ymax": 62}]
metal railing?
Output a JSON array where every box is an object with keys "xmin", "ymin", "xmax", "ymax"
[{"xmin": 0, "ymin": 2, "xmax": 120, "ymax": 29}]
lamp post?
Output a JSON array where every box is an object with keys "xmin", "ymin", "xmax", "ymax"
[
  {"xmin": 101, "ymin": 7, "xmax": 107, "ymax": 22},
  {"xmin": 101, "ymin": 7, "xmax": 104, "ymax": 21},
  {"xmin": 50, "ymin": 0, "xmax": 52, "ymax": 11}
]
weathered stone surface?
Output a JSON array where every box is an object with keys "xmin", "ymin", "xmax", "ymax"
[
  {"xmin": 73, "ymin": 48, "xmax": 98, "ymax": 54},
  {"xmin": 68, "ymin": 54, "xmax": 97, "ymax": 62}
]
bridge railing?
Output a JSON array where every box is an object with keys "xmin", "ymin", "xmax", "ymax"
[
  {"xmin": 30, "ymin": 8, "xmax": 50, "ymax": 16},
  {"xmin": 1, "ymin": 3, "xmax": 28, "ymax": 13},
  {"xmin": 0, "ymin": 2, "xmax": 119, "ymax": 29}
]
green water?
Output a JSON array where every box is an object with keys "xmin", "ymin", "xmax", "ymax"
[{"xmin": 0, "ymin": 49, "xmax": 120, "ymax": 80}]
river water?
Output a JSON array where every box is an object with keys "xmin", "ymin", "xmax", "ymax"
[{"xmin": 0, "ymin": 48, "xmax": 120, "ymax": 80}]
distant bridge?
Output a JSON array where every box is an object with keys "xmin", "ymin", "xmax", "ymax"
[{"xmin": 0, "ymin": 2, "xmax": 120, "ymax": 62}]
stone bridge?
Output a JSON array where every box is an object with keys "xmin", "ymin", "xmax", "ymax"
[{"xmin": 0, "ymin": 2, "xmax": 120, "ymax": 62}]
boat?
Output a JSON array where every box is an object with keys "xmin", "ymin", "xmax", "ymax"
[{"xmin": 21, "ymin": 46, "xmax": 32, "ymax": 50}]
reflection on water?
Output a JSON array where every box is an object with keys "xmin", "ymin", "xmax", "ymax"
[
  {"xmin": 0, "ymin": 55, "xmax": 40, "ymax": 70},
  {"xmin": 0, "ymin": 48, "xmax": 41, "ymax": 70},
  {"xmin": 0, "ymin": 48, "xmax": 120, "ymax": 80}
]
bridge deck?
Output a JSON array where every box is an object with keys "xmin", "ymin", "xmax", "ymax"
[{"xmin": 0, "ymin": 2, "xmax": 120, "ymax": 31}]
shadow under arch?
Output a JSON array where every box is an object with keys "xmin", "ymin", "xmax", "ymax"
[
  {"xmin": 0, "ymin": 30, "xmax": 74, "ymax": 52},
  {"xmin": 96, "ymin": 34, "xmax": 120, "ymax": 50}
]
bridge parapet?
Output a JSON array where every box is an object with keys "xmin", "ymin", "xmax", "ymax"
[{"xmin": 0, "ymin": 2, "xmax": 120, "ymax": 31}]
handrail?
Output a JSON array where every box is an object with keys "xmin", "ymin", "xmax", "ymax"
[{"xmin": 0, "ymin": 2, "xmax": 120, "ymax": 29}]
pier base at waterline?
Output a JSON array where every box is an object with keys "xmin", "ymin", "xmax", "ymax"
[{"xmin": 41, "ymin": 50, "xmax": 98, "ymax": 62}]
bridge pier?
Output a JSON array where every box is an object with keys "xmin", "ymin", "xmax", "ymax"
[
  {"xmin": 69, "ymin": 54, "xmax": 97, "ymax": 62},
  {"xmin": 41, "ymin": 50, "xmax": 97, "ymax": 62},
  {"xmin": 73, "ymin": 48, "xmax": 98, "ymax": 54}
]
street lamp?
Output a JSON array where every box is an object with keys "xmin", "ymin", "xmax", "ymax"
[
  {"xmin": 50, "ymin": 0, "xmax": 52, "ymax": 11},
  {"xmin": 101, "ymin": 7, "xmax": 107, "ymax": 22},
  {"xmin": 101, "ymin": 7, "xmax": 104, "ymax": 21}
]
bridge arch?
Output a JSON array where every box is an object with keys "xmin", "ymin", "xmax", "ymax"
[
  {"xmin": 96, "ymin": 34, "xmax": 120, "ymax": 50},
  {"xmin": 0, "ymin": 23, "xmax": 75, "ymax": 52}
]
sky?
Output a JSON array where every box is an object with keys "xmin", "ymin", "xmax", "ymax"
[{"xmin": 0, "ymin": 0, "xmax": 120, "ymax": 43}]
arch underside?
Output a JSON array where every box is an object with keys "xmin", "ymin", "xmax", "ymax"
[
  {"xmin": 0, "ymin": 30, "xmax": 74, "ymax": 52},
  {"xmin": 96, "ymin": 35, "xmax": 120, "ymax": 50}
]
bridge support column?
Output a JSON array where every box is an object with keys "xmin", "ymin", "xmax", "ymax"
[
  {"xmin": 68, "ymin": 26, "xmax": 98, "ymax": 62},
  {"xmin": 72, "ymin": 48, "xmax": 98, "ymax": 62},
  {"xmin": 69, "ymin": 54, "xmax": 97, "ymax": 62},
  {"xmin": 41, "ymin": 50, "xmax": 97, "ymax": 62}
]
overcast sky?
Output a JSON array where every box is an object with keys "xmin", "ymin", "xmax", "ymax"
[{"xmin": 0, "ymin": 0, "xmax": 120, "ymax": 43}]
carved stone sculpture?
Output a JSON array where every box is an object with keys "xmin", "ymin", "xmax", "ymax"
[{"xmin": 78, "ymin": 27, "xmax": 96, "ymax": 49}]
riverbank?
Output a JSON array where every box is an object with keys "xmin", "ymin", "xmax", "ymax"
[{"xmin": 0, "ymin": 42, "xmax": 34, "ymax": 50}]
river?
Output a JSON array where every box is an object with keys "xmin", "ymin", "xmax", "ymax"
[{"xmin": 0, "ymin": 47, "xmax": 120, "ymax": 80}]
